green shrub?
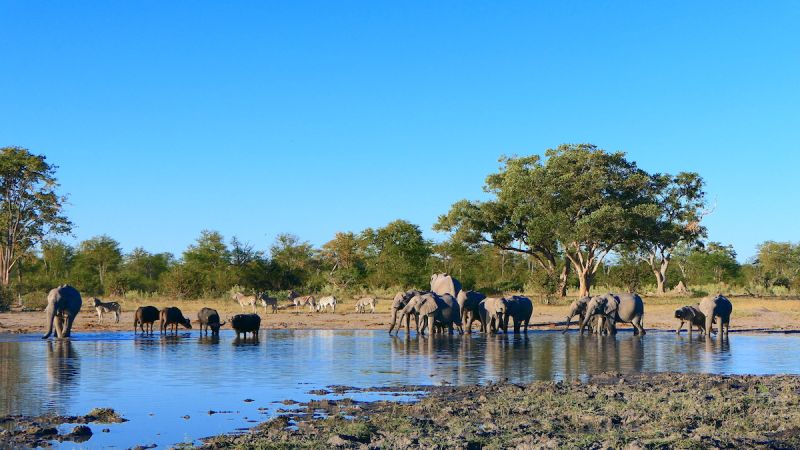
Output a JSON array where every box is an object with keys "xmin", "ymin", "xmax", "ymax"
[
  {"xmin": 0, "ymin": 287, "xmax": 12, "ymax": 312},
  {"xmin": 20, "ymin": 291, "xmax": 48, "ymax": 311}
]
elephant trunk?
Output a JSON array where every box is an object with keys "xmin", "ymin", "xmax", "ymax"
[
  {"xmin": 388, "ymin": 308, "xmax": 399, "ymax": 334},
  {"xmin": 42, "ymin": 306, "xmax": 55, "ymax": 339},
  {"xmin": 502, "ymin": 313, "xmax": 510, "ymax": 334},
  {"xmin": 562, "ymin": 315, "xmax": 573, "ymax": 334}
]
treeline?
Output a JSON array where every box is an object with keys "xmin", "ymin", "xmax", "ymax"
[
  {"xmin": 9, "ymin": 227, "xmax": 799, "ymax": 304},
  {"xmin": 1, "ymin": 145, "xmax": 798, "ymax": 310}
]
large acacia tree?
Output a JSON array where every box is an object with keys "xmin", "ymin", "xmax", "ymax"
[
  {"xmin": 437, "ymin": 144, "xmax": 656, "ymax": 297},
  {"xmin": 0, "ymin": 147, "xmax": 72, "ymax": 287}
]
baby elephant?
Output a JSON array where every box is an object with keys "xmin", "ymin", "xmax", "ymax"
[
  {"xmin": 93, "ymin": 297, "xmax": 121, "ymax": 323},
  {"xmin": 160, "ymin": 307, "xmax": 192, "ymax": 334},
  {"xmin": 674, "ymin": 306, "xmax": 710, "ymax": 336},
  {"xmin": 231, "ymin": 314, "xmax": 261, "ymax": 339}
]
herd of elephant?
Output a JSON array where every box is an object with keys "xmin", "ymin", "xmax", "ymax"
[
  {"xmin": 39, "ymin": 274, "xmax": 734, "ymax": 340},
  {"xmin": 389, "ymin": 274, "xmax": 734, "ymax": 339}
]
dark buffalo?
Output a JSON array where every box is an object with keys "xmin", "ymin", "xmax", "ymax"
[
  {"xmin": 231, "ymin": 314, "xmax": 261, "ymax": 339},
  {"xmin": 134, "ymin": 306, "xmax": 160, "ymax": 335},
  {"xmin": 160, "ymin": 307, "xmax": 192, "ymax": 334},
  {"xmin": 198, "ymin": 307, "xmax": 225, "ymax": 335}
]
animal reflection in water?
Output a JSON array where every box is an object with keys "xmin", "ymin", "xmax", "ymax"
[{"xmin": 47, "ymin": 340, "xmax": 80, "ymax": 399}]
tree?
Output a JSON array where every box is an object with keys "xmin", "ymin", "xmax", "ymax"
[
  {"xmin": 635, "ymin": 172, "xmax": 707, "ymax": 294},
  {"xmin": 436, "ymin": 144, "xmax": 655, "ymax": 297},
  {"xmin": 41, "ymin": 239, "xmax": 75, "ymax": 280},
  {"xmin": 270, "ymin": 233, "xmax": 317, "ymax": 290},
  {"xmin": 75, "ymin": 235, "xmax": 123, "ymax": 291},
  {"xmin": 321, "ymin": 232, "xmax": 368, "ymax": 289},
  {"xmin": 364, "ymin": 220, "xmax": 431, "ymax": 288},
  {"xmin": 542, "ymin": 145, "xmax": 655, "ymax": 297},
  {"xmin": 685, "ymin": 242, "xmax": 740, "ymax": 285},
  {"xmin": 183, "ymin": 230, "xmax": 233, "ymax": 295},
  {"xmin": 112, "ymin": 247, "xmax": 173, "ymax": 293},
  {"xmin": 754, "ymin": 241, "xmax": 800, "ymax": 289},
  {"xmin": 0, "ymin": 147, "xmax": 72, "ymax": 286}
]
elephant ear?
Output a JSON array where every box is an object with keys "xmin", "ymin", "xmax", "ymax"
[
  {"xmin": 684, "ymin": 307, "xmax": 695, "ymax": 320},
  {"xmin": 419, "ymin": 294, "xmax": 439, "ymax": 315}
]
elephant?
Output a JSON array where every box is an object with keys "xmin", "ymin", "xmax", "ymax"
[
  {"xmin": 503, "ymin": 296, "xmax": 533, "ymax": 334},
  {"xmin": 582, "ymin": 293, "xmax": 646, "ymax": 336},
  {"xmin": 388, "ymin": 290, "xmax": 423, "ymax": 334},
  {"xmin": 456, "ymin": 290, "xmax": 487, "ymax": 333},
  {"xmin": 42, "ymin": 285, "xmax": 83, "ymax": 339},
  {"xmin": 479, "ymin": 297, "xmax": 508, "ymax": 334},
  {"xmin": 675, "ymin": 305, "xmax": 710, "ymax": 336},
  {"xmin": 699, "ymin": 294, "xmax": 732, "ymax": 336},
  {"xmin": 430, "ymin": 273, "xmax": 462, "ymax": 297},
  {"xmin": 562, "ymin": 296, "xmax": 591, "ymax": 334},
  {"xmin": 399, "ymin": 292, "xmax": 463, "ymax": 336}
]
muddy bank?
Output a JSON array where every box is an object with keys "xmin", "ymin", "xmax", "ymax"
[
  {"xmin": 199, "ymin": 373, "xmax": 800, "ymax": 449},
  {"xmin": 0, "ymin": 408, "xmax": 126, "ymax": 448}
]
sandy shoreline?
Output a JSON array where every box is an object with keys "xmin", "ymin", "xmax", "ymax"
[{"xmin": 2, "ymin": 296, "xmax": 800, "ymax": 335}]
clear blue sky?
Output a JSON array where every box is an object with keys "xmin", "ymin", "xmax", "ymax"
[{"xmin": 1, "ymin": 1, "xmax": 798, "ymax": 261}]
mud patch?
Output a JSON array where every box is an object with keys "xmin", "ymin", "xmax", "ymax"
[
  {"xmin": 0, "ymin": 408, "xmax": 126, "ymax": 447},
  {"xmin": 199, "ymin": 373, "xmax": 800, "ymax": 449}
]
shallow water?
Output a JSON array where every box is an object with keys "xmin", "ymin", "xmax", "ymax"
[{"xmin": 1, "ymin": 330, "xmax": 799, "ymax": 448}]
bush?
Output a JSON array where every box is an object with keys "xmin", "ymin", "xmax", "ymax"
[
  {"xmin": 0, "ymin": 287, "xmax": 12, "ymax": 312},
  {"xmin": 20, "ymin": 291, "xmax": 48, "ymax": 311}
]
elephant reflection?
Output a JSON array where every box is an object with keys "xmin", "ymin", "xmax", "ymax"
[
  {"xmin": 46, "ymin": 340, "xmax": 80, "ymax": 410},
  {"xmin": 562, "ymin": 335, "xmax": 644, "ymax": 377},
  {"xmin": 483, "ymin": 335, "xmax": 531, "ymax": 381}
]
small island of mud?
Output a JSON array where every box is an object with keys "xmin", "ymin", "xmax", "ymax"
[{"xmin": 199, "ymin": 373, "xmax": 800, "ymax": 449}]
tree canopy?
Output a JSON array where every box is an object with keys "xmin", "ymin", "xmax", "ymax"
[{"xmin": 0, "ymin": 147, "xmax": 71, "ymax": 286}]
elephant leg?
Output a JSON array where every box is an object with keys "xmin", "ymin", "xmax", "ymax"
[
  {"xmin": 635, "ymin": 317, "xmax": 645, "ymax": 336},
  {"xmin": 54, "ymin": 315, "xmax": 64, "ymax": 338},
  {"xmin": 705, "ymin": 315, "xmax": 714, "ymax": 337},
  {"xmin": 64, "ymin": 313, "xmax": 77, "ymax": 337}
]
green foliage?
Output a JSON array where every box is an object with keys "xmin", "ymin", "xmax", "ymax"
[
  {"xmin": 0, "ymin": 147, "xmax": 72, "ymax": 286},
  {"xmin": 4, "ymin": 146, "xmax": 795, "ymax": 301},
  {"xmin": 364, "ymin": 220, "xmax": 432, "ymax": 288},
  {"xmin": 73, "ymin": 235, "xmax": 123, "ymax": 294},
  {"xmin": 753, "ymin": 241, "xmax": 800, "ymax": 291},
  {"xmin": 0, "ymin": 286, "xmax": 12, "ymax": 312},
  {"xmin": 436, "ymin": 144, "xmax": 657, "ymax": 296}
]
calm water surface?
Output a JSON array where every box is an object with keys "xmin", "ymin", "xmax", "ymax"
[{"xmin": 1, "ymin": 330, "xmax": 798, "ymax": 448}]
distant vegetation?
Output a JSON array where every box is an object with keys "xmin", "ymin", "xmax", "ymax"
[{"xmin": 1, "ymin": 145, "xmax": 798, "ymax": 310}]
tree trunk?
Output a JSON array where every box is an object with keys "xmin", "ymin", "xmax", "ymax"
[
  {"xmin": 654, "ymin": 270, "xmax": 666, "ymax": 295},
  {"xmin": 558, "ymin": 264, "xmax": 570, "ymax": 297},
  {"xmin": 577, "ymin": 270, "xmax": 593, "ymax": 298},
  {"xmin": 0, "ymin": 259, "xmax": 10, "ymax": 287}
]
